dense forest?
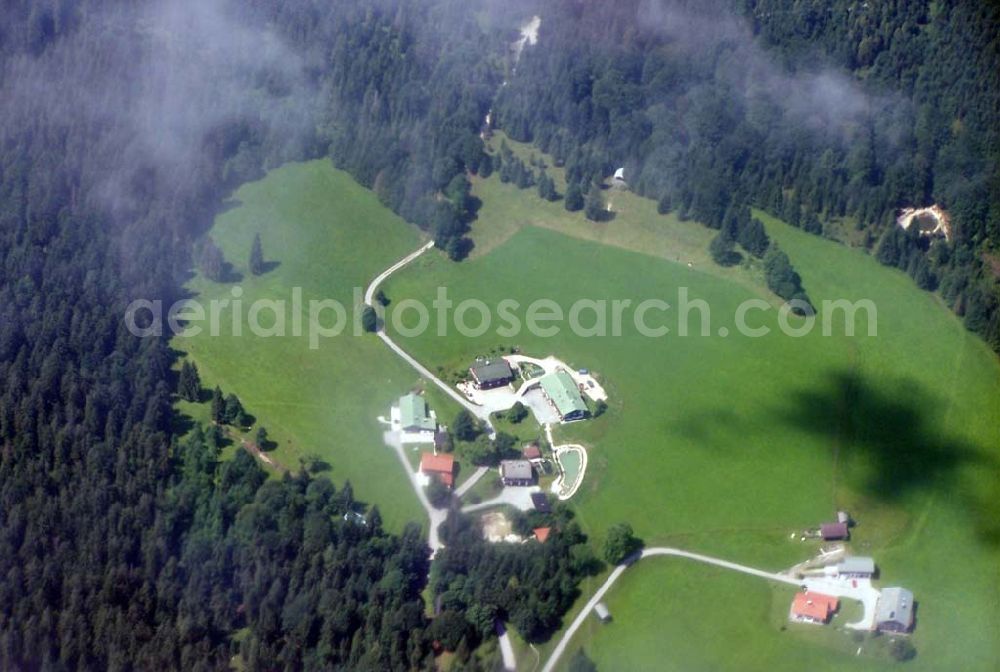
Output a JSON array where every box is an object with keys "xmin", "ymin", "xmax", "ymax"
[
  {"xmin": 495, "ymin": 0, "xmax": 1000, "ymax": 351},
  {"xmin": 0, "ymin": 0, "xmax": 998, "ymax": 668},
  {"xmin": 0, "ymin": 0, "xmax": 469, "ymax": 668}
]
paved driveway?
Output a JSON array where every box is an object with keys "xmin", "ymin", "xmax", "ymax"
[
  {"xmin": 461, "ymin": 484, "xmax": 541, "ymax": 513},
  {"xmin": 522, "ymin": 388, "xmax": 560, "ymax": 424}
]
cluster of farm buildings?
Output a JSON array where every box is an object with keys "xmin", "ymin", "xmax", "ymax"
[
  {"xmin": 788, "ymin": 513, "xmax": 916, "ymax": 634},
  {"xmin": 391, "ymin": 355, "xmax": 594, "ymax": 494},
  {"xmin": 469, "ymin": 358, "xmax": 591, "ymax": 422}
]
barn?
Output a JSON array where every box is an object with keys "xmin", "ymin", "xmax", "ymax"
[
  {"xmin": 820, "ymin": 522, "xmax": 849, "ymax": 541},
  {"xmin": 835, "ymin": 556, "xmax": 875, "ymax": 578},
  {"xmin": 877, "ymin": 587, "xmax": 915, "ymax": 634},
  {"xmin": 540, "ymin": 370, "xmax": 588, "ymax": 421}
]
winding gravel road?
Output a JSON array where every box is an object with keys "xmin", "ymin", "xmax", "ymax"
[
  {"xmin": 541, "ymin": 548, "xmax": 802, "ymax": 672},
  {"xmin": 364, "ymin": 241, "xmax": 495, "ymax": 434}
]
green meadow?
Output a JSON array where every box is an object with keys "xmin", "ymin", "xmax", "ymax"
[
  {"xmin": 181, "ymin": 154, "xmax": 999, "ymax": 669},
  {"xmin": 174, "ymin": 159, "xmax": 467, "ymax": 532},
  {"xmin": 380, "ymin": 175, "xmax": 1000, "ymax": 668}
]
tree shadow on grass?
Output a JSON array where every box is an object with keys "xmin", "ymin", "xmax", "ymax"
[
  {"xmin": 774, "ymin": 369, "xmax": 1000, "ymax": 546},
  {"xmin": 219, "ymin": 261, "xmax": 243, "ymax": 283},
  {"xmin": 170, "ymin": 410, "xmax": 196, "ymax": 437}
]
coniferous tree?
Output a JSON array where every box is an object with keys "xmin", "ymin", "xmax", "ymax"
[
  {"xmin": 764, "ymin": 246, "xmax": 813, "ymax": 312},
  {"xmin": 738, "ymin": 218, "xmax": 770, "ymax": 257},
  {"xmin": 198, "ymin": 238, "xmax": 226, "ymax": 282},
  {"xmin": 710, "ymin": 233, "xmax": 742, "ymax": 266},
  {"xmin": 361, "ymin": 305, "xmax": 378, "ymax": 333},
  {"xmin": 657, "ymin": 193, "xmax": 673, "ymax": 214},
  {"xmin": 538, "ymin": 171, "xmax": 557, "ymax": 201},
  {"xmin": 584, "ymin": 183, "xmax": 604, "ymax": 221},
  {"xmin": 211, "ymin": 386, "xmax": 225, "ymax": 424},
  {"xmin": 178, "ymin": 361, "xmax": 202, "ymax": 402},
  {"xmin": 249, "ymin": 232, "xmax": 264, "ymax": 276},
  {"xmin": 452, "ymin": 410, "xmax": 480, "ymax": 442},
  {"xmin": 564, "ymin": 182, "xmax": 584, "ymax": 212},
  {"xmin": 223, "ymin": 393, "xmax": 246, "ymax": 426}
]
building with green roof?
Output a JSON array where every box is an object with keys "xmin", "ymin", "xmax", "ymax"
[
  {"xmin": 540, "ymin": 370, "xmax": 589, "ymax": 421},
  {"xmin": 399, "ymin": 393, "xmax": 436, "ymax": 433}
]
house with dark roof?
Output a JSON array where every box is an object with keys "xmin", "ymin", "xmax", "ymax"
[
  {"xmin": 540, "ymin": 370, "xmax": 588, "ymax": 421},
  {"xmin": 500, "ymin": 459, "xmax": 535, "ymax": 486},
  {"xmin": 820, "ymin": 522, "xmax": 849, "ymax": 541},
  {"xmin": 530, "ymin": 492, "xmax": 551, "ymax": 512},
  {"xmin": 877, "ymin": 587, "xmax": 915, "ymax": 634},
  {"xmin": 469, "ymin": 359, "xmax": 514, "ymax": 390},
  {"xmin": 420, "ymin": 452, "xmax": 455, "ymax": 488},
  {"xmin": 790, "ymin": 591, "xmax": 839, "ymax": 625}
]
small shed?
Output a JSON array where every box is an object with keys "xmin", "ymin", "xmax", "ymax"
[
  {"xmin": 523, "ymin": 443, "xmax": 542, "ymax": 460},
  {"xmin": 837, "ymin": 511, "xmax": 850, "ymax": 525},
  {"xmin": 594, "ymin": 602, "xmax": 612, "ymax": 623},
  {"xmin": 820, "ymin": 522, "xmax": 849, "ymax": 541},
  {"xmin": 533, "ymin": 527, "xmax": 551, "ymax": 543},
  {"xmin": 530, "ymin": 492, "xmax": 552, "ymax": 513}
]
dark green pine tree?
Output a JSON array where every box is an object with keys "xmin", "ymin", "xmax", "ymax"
[
  {"xmin": 537, "ymin": 171, "xmax": 557, "ymax": 201},
  {"xmin": 584, "ymin": 183, "xmax": 604, "ymax": 221},
  {"xmin": 178, "ymin": 361, "xmax": 201, "ymax": 402},
  {"xmin": 361, "ymin": 305, "xmax": 378, "ymax": 333},
  {"xmin": 709, "ymin": 233, "xmax": 741, "ymax": 267},
  {"xmin": 515, "ymin": 161, "xmax": 535, "ymax": 189},
  {"xmin": 451, "ymin": 409, "xmax": 480, "ymax": 442},
  {"xmin": 564, "ymin": 182, "xmax": 584, "ymax": 212},
  {"xmin": 657, "ymin": 192, "xmax": 673, "ymax": 214},
  {"xmin": 198, "ymin": 238, "xmax": 226, "ymax": 282},
  {"xmin": 210, "ymin": 386, "xmax": 224, "ymax": 424},
  {"xmin": 255, "ymin": 425, "xmax": 268, "ymax": 449},
  {"xmin": 738, "ymin": 218, "xmax": 770, "ymax": 257},
  {"xmin": 223, "ymin": 393, "xmax": 246, "ymax": 426},
  {"xmin": 249, "ymin": 232, "xmax": 264, "ymax": 276}
]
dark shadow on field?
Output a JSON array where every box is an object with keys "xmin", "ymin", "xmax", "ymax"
[
  {"xmin": 219, "ymin": 261, "xmax": 243, "ymax": 283},
  {"xmin": 674, "ymin": 407, "xmax": 743, "ymax": 447},
  {"xmin": 300, "ymin": 457, "xmax": 331, "ymax": 474},
  {"xmin": 259, "ymin": 260, "xmax": 281, "ymax": 274},
  {"xmin": 170, "ymin": 410, "xmax": 196, "ymax": 437},
  {"xmin": 776, "ymin": 369, "xmax": 1000, "ymax": 546}
]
